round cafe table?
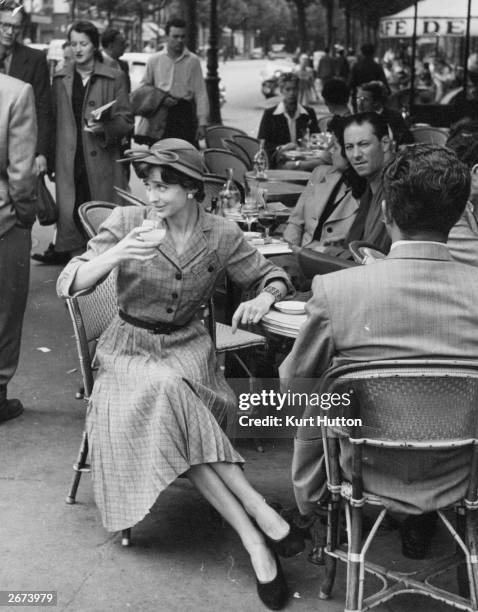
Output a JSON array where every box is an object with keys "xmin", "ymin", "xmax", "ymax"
[
  {"xmin": 261, "ymin": 308, "xmax": 307, "ymax": 339},
  {"xmin": 245, "ymin": 169, "xmax": 312, "ymax": 185}
]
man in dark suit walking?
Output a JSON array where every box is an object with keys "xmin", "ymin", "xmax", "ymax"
[{"xmin": 0, "ymin": 1, "xmax": 53, "ymax": 175}]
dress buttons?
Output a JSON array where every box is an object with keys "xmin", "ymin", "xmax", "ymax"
[
  {"xmin": 88, "ymin": 100, "xmax": 95, "ymax": 106},
  {"xmin": 172, "ymin": 292, "xmax": 178, "ymax": 299},
  {"xmin": 91, "ymin": 151, "xmax": 97, "ymax": 157},
  {"xmin": 175, "ymin": 272, "xmax": 182, "ymax": 280},
  {"xmin": 207, "ymin": 265, "xmax": 214, "ymax": 272},
  {"xmin": 166, "ymin": 307, "xmax": 173, "ymax": 314}
]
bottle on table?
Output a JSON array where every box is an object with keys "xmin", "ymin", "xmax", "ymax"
[
  {"xmin": 253, "ymin": 138, "xmax": 268, "ymax": 179},
  {"xmin": 219, "ymin": 168, "xmax": 241, "ymax": 219}
]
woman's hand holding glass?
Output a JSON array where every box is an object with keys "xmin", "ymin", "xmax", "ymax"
[{"xmin": 109, "ymin": 227, "xmax": 163, "ymax": 264}]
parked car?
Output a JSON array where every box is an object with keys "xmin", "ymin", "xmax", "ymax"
[
  {"xmin": 249, "ymin": 47, "xmax": 265, "ymax": 60},
  {"xmin": 267, "ymin": 43, "xmax": 287, "ymax": 60}
]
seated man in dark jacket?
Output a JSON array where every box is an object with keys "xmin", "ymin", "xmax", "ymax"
[{"xmin": 258, "ymin": 72, "xmax": 318, "ymax": 168}]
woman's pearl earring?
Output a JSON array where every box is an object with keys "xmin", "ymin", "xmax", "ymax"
[{"xmin": 187, "ymin": 193, "xmax": 194, "ymax": 200}]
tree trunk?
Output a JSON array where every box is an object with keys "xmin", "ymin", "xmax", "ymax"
[
  {"xmin": 183, "ymin": 0, "xmax": 197, "ymax": 53},
  {"xmin": 295, "ymin": 0, "xmax": 308, "ymax": 52}
]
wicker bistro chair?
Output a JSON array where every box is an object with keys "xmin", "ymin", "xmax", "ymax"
[
  {"xmin": 313, "ymin": 359, "xmax": 478, "ymax": 612},
  {"xmin": 231, "ymin": 134, "xmax": 261, "ymax": 166},
  {"xmin": 205, "ymin": 125, "xmax": 247, "ymax": 149},
  {"xmin": 317, "ymin": 114, "xmax": 334, "ymax": 133},
  {"xmin": 222, "ymin": 138, "xmax": 252, "ymax": 169},
  {"xmin": 78, "ymin": 201, "xmax": 117, "ymax": 238},
  {"xmin": 202, "ymin": 148, "xmax": 249, "ymax": 186}
]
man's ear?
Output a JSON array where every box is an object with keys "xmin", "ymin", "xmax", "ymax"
[
  {"xmin": 470, "ymin": 164, "xmax": 478, "ymax": 190},
  {"xmin": 380, "ymin": 135, "xmax": 391, "ymax": 154}
]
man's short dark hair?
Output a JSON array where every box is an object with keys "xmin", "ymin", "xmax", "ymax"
[
  {"xmin": 0, "ymin": 0, "xmax": 26, "ymax": 22},
  {"xmin": 360, "ymin": 81, "xmax": 388, "ymax": 106},
  {"xmin": 165, "ymin": 17, "xmax": 186, "ymax": 34},
  {"xmin": 278, "ymin": 72, "xmax": 299, "ymax": 89},
  {"xmin": 383, "ymin": 144, "xmax": 470, "ymax": 236},
  {"xmin": 447, "ymin": 130, "xmax": 478, "ymax": 169},
  {"xmin": 101, "ymin": 28, "xmax": 122, "ymax": 49},
  {"xmin": 343, "ymin": 111, "xmax": 389, "ymax": 141},
  {"xmin": 361, "ymin": 43, "xmax": 375, "ymax": 57},
  {"xmin": 322, "ymin": 78, "xmax": 350, "ymax": 105}
]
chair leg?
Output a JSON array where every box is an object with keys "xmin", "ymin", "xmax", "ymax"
[
  {"xmin": 465, "ymin": 507, "xmax": 478, "ymax": 609},
  {"xmin": 121, "ymin": 529, "xmax": 131, "ymax": 547},
  {"xmin": 65, "ymin": 430, "xmax": 90, "ymax": 505},
  {"xmin": 319, "ymin": 499, "xmax": 340, "ymax": 599},
  {"xmin": 345, "ymin": 505, "xmax": 363, "ymax": 612},
  {"xmin": 456, "ymin": 506, "xmax": 469, "ymax": 599}
]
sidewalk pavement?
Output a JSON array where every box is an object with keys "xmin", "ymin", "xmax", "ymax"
[{"xmin": 0, "ymin": 223, "xmax": 460, "ymax": 612}]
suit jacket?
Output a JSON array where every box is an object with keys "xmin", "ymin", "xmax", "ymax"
[
  {"xmin": 280, "ymin": 242, "xmax": 478, "ymax": 514},
  {"xmin": 446, "ymin": 202, "xmax": 478, "ymax": 268},
  {"xmin": 257, "ymin": 104, "xmax": 319, "ymax": 167},
  {"xmin": 0, "ymin": 74, "xmax": 37, "ymax": 237},
  {"xmin": 8, "ymin": 42, "xmax": 53, "ymax": 166},
  {"xmin": 283, "ymin": 165, "xmax": 359, "ymax": 248}
]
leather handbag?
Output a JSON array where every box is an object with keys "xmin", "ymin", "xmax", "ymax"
[{"xmin": 36, "ymin": 174, "xmax": 58, "ymax": 226}]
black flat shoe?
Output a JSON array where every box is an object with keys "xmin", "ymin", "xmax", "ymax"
[
  {"xmin": 256, "ymin": 552, "xmax": 289, "ymax": 610},
  {"xmin": 0, "ymin": 399, "xmax": 24, "ymax": 424},
  {"xmin": 263, "ymin": 522, "xmax": 305, "ymax": 558},
  {"xmin": 31, "ymin": 243, "xmax": 71, "ymax": 265}
]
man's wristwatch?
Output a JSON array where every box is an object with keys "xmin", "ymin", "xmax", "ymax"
[{"xmin": 262, "ymin": 285, "xmax": 283, "ymax": 303}]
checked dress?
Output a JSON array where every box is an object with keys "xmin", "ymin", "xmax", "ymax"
[{"xmin": 57, "ymin": 205, "xmax": 292, "ymax": 531}]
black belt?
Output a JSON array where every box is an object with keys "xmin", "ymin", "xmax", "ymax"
[{"xmin": 119, "ymin": 309, "xmax": 183, "ymax": 334}]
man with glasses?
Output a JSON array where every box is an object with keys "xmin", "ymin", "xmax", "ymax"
[
  {"xmin": 0, "ymin": 1, "xmax": 53, "ymax": 176},
  {"xmin": 356, "ymin": 81, "xmax": 413, "ymax": 148}
]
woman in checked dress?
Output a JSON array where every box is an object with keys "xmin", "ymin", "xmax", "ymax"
[{"xmin": 57, "ymin": 139, "xmax": 303, "ymax": 610}]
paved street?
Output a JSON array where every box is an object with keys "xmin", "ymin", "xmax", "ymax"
[{"xmin": 1, "ymin": 59, "xmax": 458, "ymax": 612}]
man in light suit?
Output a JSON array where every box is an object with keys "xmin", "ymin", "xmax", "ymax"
[
  {"xmin": 0, "ymin": 1, "xmax": 53, "ymax": 174},
  {"xmin": 0, "ymin": 73, "xmax": 37, "ymax": 422},
  {"xmin": 280, "ymin": 145, "xmax": 478, "ymax": 557}
]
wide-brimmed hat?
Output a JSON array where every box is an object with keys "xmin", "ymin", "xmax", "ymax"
[{"xmin": 120, "ymin": 138, "xmax": 203, "ymax": 181}]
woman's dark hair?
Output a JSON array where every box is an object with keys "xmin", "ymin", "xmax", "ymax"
[
  {"xmin": 327, "ymin": 115, "xmax": 367, "ymax": 199},
  {"xmin": 134, "ymin": 163, "xmax": 205, "ymax": 202},
  {"xmin": 68, "ymin": 21, "xmax": 103, "ymax": 63}
]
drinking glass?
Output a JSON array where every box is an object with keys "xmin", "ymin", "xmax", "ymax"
[
  {"xmin": 241, "ymin": 197, "xmax": 259, "ymax": 232},
  {"xmin": 257, "ymin": 195, "xmax": 276, "ymax": 244}
]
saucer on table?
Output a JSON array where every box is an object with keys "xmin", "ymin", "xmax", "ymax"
[{"xmin": 274, "ymin": 301, "xmax": 306, "ymax": 315}]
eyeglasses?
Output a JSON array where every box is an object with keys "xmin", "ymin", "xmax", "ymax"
[{"xmin": 0, "ymin": 22, "xmax": 22, "ymax": 33}]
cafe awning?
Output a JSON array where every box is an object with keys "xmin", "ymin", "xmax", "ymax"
[{"xmin": 380, "ymin": 0, "xmax": 478, "ymax": 38}]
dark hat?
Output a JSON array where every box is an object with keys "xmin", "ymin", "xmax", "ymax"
[{"xmin": 120, "ymin": 138, "xmax": 204, "ymax": 181}]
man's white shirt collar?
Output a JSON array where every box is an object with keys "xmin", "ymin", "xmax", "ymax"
[
  {"xmin": 273, "ymin": 101, "xmax": 309, "ymax": 119},
  {"xmin": 390, "ymin": 240, "xmax": 448, "ymax": 251}
]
